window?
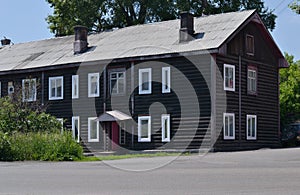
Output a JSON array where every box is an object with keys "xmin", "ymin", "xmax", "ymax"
[
  {"xmin": 119, "ymin": 122, "xmax": 126, "ymax": 145},
  {"xmin": 139, "ymin": 68, "xmax": 152, "ymax": 94},
  {"xmin": 72, "ymin": 116, "xmax": 80, "ymax": 143},
  {"xmin": 246, "ymin": 34, "xmax": 254, "ymax": 55},
  {"xmin": 247, "ymin": 115, "xmax": 257, "ymax": 140},
  {"xmin": 57, "ymin": 118, "xmax": 64, "ymax": 133},
  {"xmin": 110, "ymin": 71, "xmax": 125, "ymax": 95},
  {"xmin": 223, "ymin": 113, "xmax": 235, "ymax": 140},
  {"xmin": 138, "ymin": 116, "xmax": 151, "ymax": 142},
  {"xmin": 247, "ymin": 66, "xmax": 257, "ymax": 94},
  {"xmin": 161, "ymin": 114, "xmax": 171, "ymax": 142},
  {"xmin": 88, "ymin": 73, "xmax": 100, "ymax": 97},
  {"xmin": 49, "ymin": 76, "xmax": 63, "ymax": 100},
  {"xmin": 72, "ymin": 75, "xmax": 79, "ymax": 99},
  {"xmin": 22, "ymin": 78, "xmax": 37, "ymax": 102},
  {"xmin": 224, "ymin": 64, "xmax": 235, "ymax": 91},
  {"xmin": 88, "ymin": 117, "xmax": 99, "ymax": 142},
  {"xmin": 162, "ymin": 67, "xmax": 171, "ymax": 93},
  {"xmin": 0, "ymin": 81, "xmax": 1, "ymax": 97},
  {"xmin": 8, "ymin": 81, "xmax": 14, "ymax": 95}
]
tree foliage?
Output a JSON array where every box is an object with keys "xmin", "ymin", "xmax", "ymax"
[
  {"xmin": 289, "ymin": 0, "xmax": 300, "ymax": 14},
  {"xmin": 280, "ymin": 53, "xmax": 300, "ymax": 125},
  {"xmin": 46, "ymin": 0, "xmax": 277, "ymax": 36}
]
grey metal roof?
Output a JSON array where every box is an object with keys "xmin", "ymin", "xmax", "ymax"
[
  {"xmin": 97, "ymin": 110, "xmax": 132, "ymax": 121},
  {"xmin": 0, "ymin": 10, "xmax": 258, "ymax": 71}
]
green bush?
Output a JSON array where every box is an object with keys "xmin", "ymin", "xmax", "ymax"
[{"xmin": 0, "ymin": 132, "xmax": 83, "ymax": 161}]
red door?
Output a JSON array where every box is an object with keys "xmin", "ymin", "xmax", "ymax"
[{"xmin": 111, "ymin": 122, "xmax": 119, "ymax": 151}]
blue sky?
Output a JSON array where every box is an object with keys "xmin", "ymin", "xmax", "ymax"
[{"xmin": 0, "ymin": 0, "xmax": 299, "ymax": 60}]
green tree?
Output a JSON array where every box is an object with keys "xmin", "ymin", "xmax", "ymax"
[
  {"xmin": 289, "ymin": 0, "xmax": 300, "ymax": 14},
  {"xmin": 280, "ymin": 53, "xmax": 300, "ymax": 125},
  {"xmin": 46, "ymin": 0, "xmax": 277, "ymax": 36}
]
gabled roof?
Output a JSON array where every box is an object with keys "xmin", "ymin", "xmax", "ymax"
[{"xmin": 0, "ymin": 9, "xmax": 286, "ymax": 72}]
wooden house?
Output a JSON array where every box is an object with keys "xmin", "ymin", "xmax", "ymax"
[{"xmin": 0, "ymin": 10, "xmax": 288, "ymax": 152}]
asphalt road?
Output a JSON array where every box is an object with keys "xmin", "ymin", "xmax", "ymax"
[{"xmin": 1, "ymin": 148, "xmax": 300, "ymax": 195}]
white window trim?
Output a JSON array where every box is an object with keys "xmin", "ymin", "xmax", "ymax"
[
  {"xmin": 72, "ymin": 75, "xmax": 79, "ymax": 99},
  {"xmin": 247, "ymin": 115, "xmax": 257, "ymax": 140},
  {"xmin": 72, "ymin": 116, "xmax": 80, "ymax": 143},
  {"xmin": 138, "ymin": 116, "xmax": 151, "ymax": 142},
  {"xmin": 0, "ymin": 81, "xmax": 1, "ymax": 97},
  {"xmin": 88, "ymin": 117, "xmax": 99, "ymax": 142},
  {"xmin": 162, "ymin": 67, "xmax": 171, "ymax": 93},
  {"xmin": 223, "ymin": 113, "xmax": 235, "ymax": 140},
  {"xmin": 22, "ymin": 78, "xmax": 37, "ymax": 102},
  {"xmin": 49, "ymin": 76, "xmax": 64, "ymax": 100},
  {"xmin": 57, "ymin": 118, "xmax": 64, "ymax": 133},
  {"xmin": 88, "ymin": 73, "xmax": 100, "ymax": 97},
  {"xmin": 247, "ymin": 68, "xmax": 257, "ymax": 94},
  {"xmin": 223, "ymin": 64, "xmax": 235, "ymax": 91},
  {"xmin": 161, "ymin": 114, "xmax": 171, "ymax": 142},
  {"xmin": 139, "ymin": 68, "xmax": 152, "ymax": 94},
  {"xmin": 109, "ymin": 71, "xmax": 126, "ymax": 95}
]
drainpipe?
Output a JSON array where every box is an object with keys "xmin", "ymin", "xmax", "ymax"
[
  {"xmin": 41, "ymin": 71, "xmax": 45, "ymax": 106},
  {"xmin": 238, "ymin": 55, "xmax": 242, "ymax": 147},
  {"xmin": 131, "ymin": 61, "xmax": 135, "ymax": 149}
]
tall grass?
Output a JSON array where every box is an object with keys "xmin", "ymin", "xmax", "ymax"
[{"xmin": 0, "ymin": 131, "xmax": 83, "ymax": 161}]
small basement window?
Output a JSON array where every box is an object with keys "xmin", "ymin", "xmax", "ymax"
[{"xmin": 246, "ymin": 34, "xmax": 254, "ymax": 55}]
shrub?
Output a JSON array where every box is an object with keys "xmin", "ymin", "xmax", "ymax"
[{"xmin": 0, "ymin": 132, "xmax": 83, "ymax": 161}]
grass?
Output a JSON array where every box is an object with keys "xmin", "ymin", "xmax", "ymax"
[{"xmin": 78, "ymin": 152, "xmax": 189, "ymax": 162}]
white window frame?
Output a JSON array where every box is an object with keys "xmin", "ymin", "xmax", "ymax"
[
  {"xmin": 22, "ymin": 78, "xmax": 37, "ymax": 102},
  {"xmin": 161, "ymin": 114, "xmax": 171, "ymax": 142},
  {"xmin": 138, "ymin": 116, "xmax": 151, "ymax": 142},
  {"xmin": 110, "ymin": 71, "xmax": 126, "ymax": 95},
  {"xmin": 72, "ymin": 116, "xmax": 80, "ymax": 143},
  {"xmin": 162, "ymin": 67, "xmax": 171, "ymax": 93},
  {"xmin": 88, "ymin": 117, "xmax": 99, "ymax": 142},
  {"xmin": 223, "ymin": 113, "xmax": 235, "ymax": 140},
  {"xmin": 0, "ymin": 81, "xmax": 2, "ymax": 97},
  {"xmin": 88, "ymin": 73, "xmax": 100, "ymax": 97},
  {"xmin": 247, "ymin": 115, "xmax": 257, "ymax": 140},
  {"xmin": 57, "ymin": 118, "xmax": 64, "ymax": 133},
  {"xmin": 139, "ymin": 68, "xmax": 152, "ymax": 94},
  {"xmin": 247, "ymin": 67, "xmax": 257, "ymax": 94},
  {"xmin": 49, "ymin": 76, "xmax": 64, "ymax": 100},
  {"xmin": 224, "ymin": 64, "xmax": 235, "ymax": 91},
  {"xmin": 72, "ymin": 75, "xmax": 79, "ymax": 99}
]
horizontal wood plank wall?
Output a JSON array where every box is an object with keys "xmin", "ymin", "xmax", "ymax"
[{"xmin": 214, "ymin": 21, "xmax": 280, "ymax": 151}]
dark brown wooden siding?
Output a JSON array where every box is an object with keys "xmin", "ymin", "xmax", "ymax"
[{"xmin": 214, "ymin": 21, "xmax": 280, "ymax": 151}]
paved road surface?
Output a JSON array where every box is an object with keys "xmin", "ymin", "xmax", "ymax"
[{"xmin": 1, "ymin": 148, "xmax": 300, "ymax": 195}]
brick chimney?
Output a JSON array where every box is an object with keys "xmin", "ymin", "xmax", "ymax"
[
  {"xmin": 179, "ymin": 12, "xmax": 194, "ymax": 42},
  {"xmin": 1, "ymin": 37, "xmax": 11, "ymax": 46},
  {"xmin": 73, "ymin": 26, "xmax": 88, "ymax": 54}
]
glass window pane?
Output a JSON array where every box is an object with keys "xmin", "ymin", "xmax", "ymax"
[
  {"xmin": 141, "ymin": 119, "xmax": 149, "ymax": 138},
  {"xmin": 90, "ymin": 121, "xmax": 97, "ymax": 139},
  {"xmin": 229, "ymin": 116, "xmax": 233, "ymax": 137}
]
